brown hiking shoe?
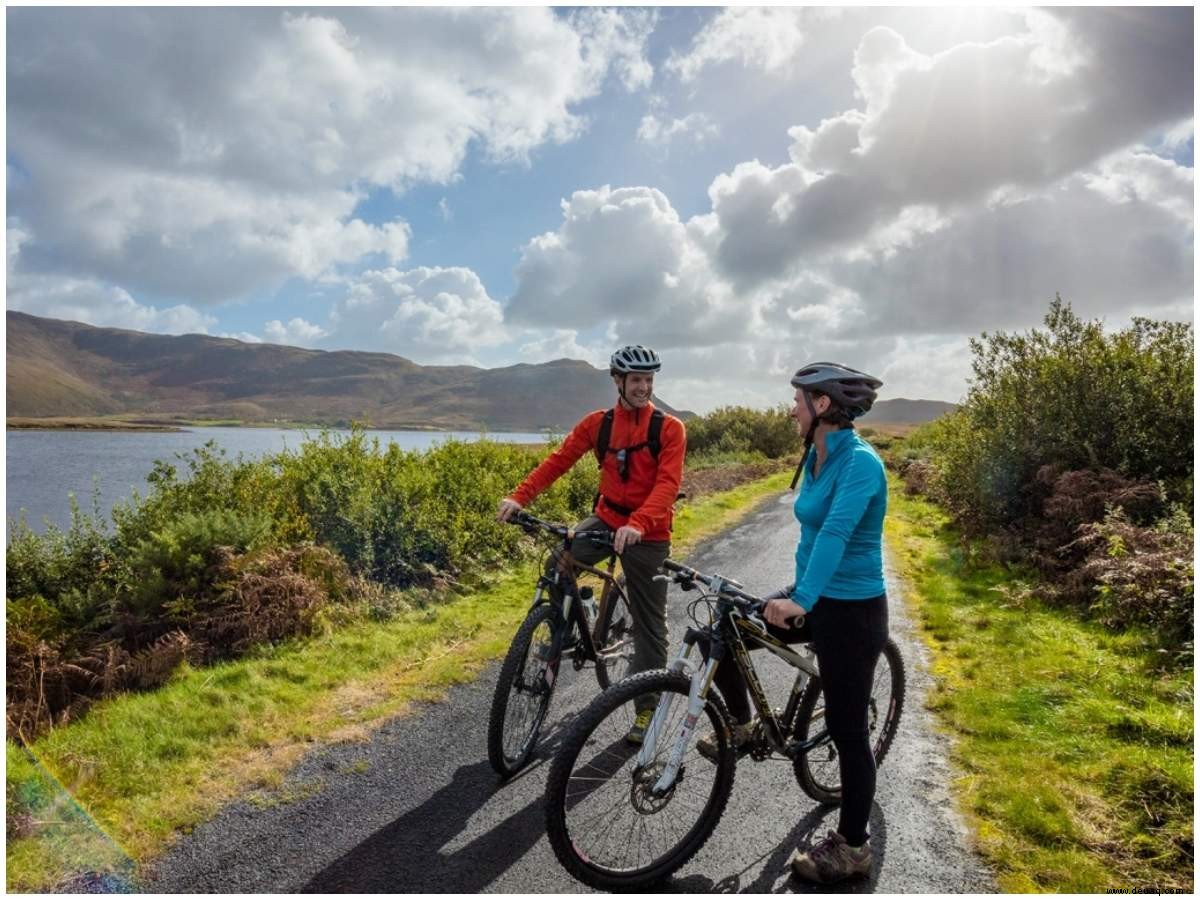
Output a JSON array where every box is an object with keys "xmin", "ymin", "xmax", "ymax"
[
  {"xmin": 696, "ymin": 720, "xmax": 756, "ymax": 762},
  {"xmin": 790, "ymin": 831, "xmax": 872, "ymax": 883}
]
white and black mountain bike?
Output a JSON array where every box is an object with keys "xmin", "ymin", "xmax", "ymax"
[{"xmin": 544, "ymin": 557, "xmax": 905, "ymax": 890}]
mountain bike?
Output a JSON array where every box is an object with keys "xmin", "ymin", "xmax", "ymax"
[
  {"xmin": 544, "ymin": 557, "xmax": 906, "ymax": 890},
  {"xmin": 486, "ymin": 511, "xmax": 637, "ymax": 778}
]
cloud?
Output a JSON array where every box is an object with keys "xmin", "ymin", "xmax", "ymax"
[
  {"xmin": 704, "ymin": 7, "xmax": 1194, "ymax": 287},
  {"xmin": 825, "ymin": 151, "xmax": 1194, "ymax": 337},
  {"xmin": 572, "ymin": 7, "xmax": 657, "ymax": 92},
  {"xmin": 517, "ymin": 329, "xmax": 608, "ymax": 367},
  {"xmin": 8, "ymin": 219, "xmax": 217, "ymax": 334},
  {"xmin": 637, "ymin": 112, "xmax": 717, "ymax": 148},
  {"xmin": 222, "ymin": 331, "xmax": 263, "ymax": 344},
  {"xmin": 6, "ymin": 7, "xmax": 655, "ymax": 305},
  {"xmin": 666, "ymin": 7, "xmax": 830, "ymax": 82},
  {"xmin": 264, "ymin": 317, "xmax": 329, "ymax": 347},
  {"xmin": 506, "ymin": 185, "xmax": 746, "ymax": 349},
  {"xmin": 326, "ymin": 265, "xmax": 507, "ymax": 362},
  {"xmin": 8, "ymin": 272, "xmax": 217, "ymax": 335}
]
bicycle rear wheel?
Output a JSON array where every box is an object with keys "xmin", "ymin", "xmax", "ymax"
[
  {"xmin": 594, "ymin": 585, "xmax": 635, "ymax": 690},
  {"xmin": 545, "ymin": 670, "xmax": 736, "ymax": 890},
  {"xmin": 487, "ymin": 604, "xmax": 562, "ymax": 778},
  {"xmin": 791, "ymin": 637, "xmax": 906, "ymax": 804}
]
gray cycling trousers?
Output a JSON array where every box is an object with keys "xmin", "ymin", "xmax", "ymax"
[{"xmin": 568, "ymin": 515, "xmax": 670, "ymax": 705}]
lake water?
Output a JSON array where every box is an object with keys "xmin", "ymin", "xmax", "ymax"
[{"xmin": 6, "ymin": 427, "xmax": 548, "ymax": 533}]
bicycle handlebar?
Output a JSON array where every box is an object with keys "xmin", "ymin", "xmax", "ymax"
[
  {"xmin": 659, "ymin": 558, "xmax": 806, "ymax": 627},
  {"xmin": 506, "ymin": 510, "xmax": 615, "ymax": 547},
  {"xmin": 660, "ymin": 558, "xmax": 761, "ymax": 608}
]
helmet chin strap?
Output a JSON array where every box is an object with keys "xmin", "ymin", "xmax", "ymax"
[{"xmin": 790, "ymin": 391, "xmax": 820, "ymax": 491}]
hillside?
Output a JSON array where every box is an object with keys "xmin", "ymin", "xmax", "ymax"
[
  {"xmin": 864, "ymin": 397, "xmax": 958, "ymax": 424},
  {"xmin": 7, "ymin": 312, "xmax": 956, "ymax": 429},
  {"xmin": 6, "ymin": 312, "xmax": 693, "ymax": 430}
]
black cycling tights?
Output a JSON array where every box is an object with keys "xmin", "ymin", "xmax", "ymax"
[{"xmin": 713, "ymin": 594, "xmax": 888, "ymax": 848}]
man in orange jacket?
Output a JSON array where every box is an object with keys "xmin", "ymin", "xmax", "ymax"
[{"xmin": 497, "ymin": 344, "xmax": 686, "ymax": 743}]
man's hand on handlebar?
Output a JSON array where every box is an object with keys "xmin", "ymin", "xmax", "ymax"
[
  {"xmin": 496, "ymin": 498, "xmax": 523, "ymax": 523},
  {"xmin": 613, "ymin": 525, "xmax": 643, "ymax": 554},
  {"xmin": 764, "ymin": 597, "xmax": 806, "ymax": 629}
]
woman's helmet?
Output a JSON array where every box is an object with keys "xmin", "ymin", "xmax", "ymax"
[
  {"xmin": 790, "ymin": 362, "xmax": 882, "ymax": 420},
  {"xmin": 610, "ymin": 344, "xmax": 662, "ymax": 374}
]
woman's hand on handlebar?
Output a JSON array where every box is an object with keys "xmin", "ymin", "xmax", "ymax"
[
  {"xmin": 496, "ymin": 498, "xmax": 523, "ymax": 522},
  {"xmin": 764, "ymin": 597, "xmax": 806, "ymax": 629}
]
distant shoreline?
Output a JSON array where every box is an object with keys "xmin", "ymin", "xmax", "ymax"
[
  {"xmin": 6, "ymin": 416, "xmax": 558, "ymax": 436},
  {"xmin": 6, "ymin": 417, "xmax": 185, "ymax": 432}
]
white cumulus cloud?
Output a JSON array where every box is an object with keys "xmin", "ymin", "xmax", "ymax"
[
  {"xmin": 7, "ymin": 7, "xmax": 656, "ymax": 306},
  {"xmin": 667, "ymin": 7, "xmax": 830, "ymax": 82},
  {"xmin": 506, "ymin": 185, "xmax": 744, "ymax": 349},
  {"xmin": 264, "ymin": 317, "xmax": 329, "ymax": 347},
  {"xmin": 705, "ymin": 7, "xmax": 1194, "ymax": 287},
  {"xmin": 637, "ymin": 112, "xmax": 717, "ymax": 148},
  {"xmin": 327, "ymin": 265, "xmax": 507, "ymax": 363}
]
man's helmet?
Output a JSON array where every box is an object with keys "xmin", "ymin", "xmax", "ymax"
[
  {"xmin": 610, "ymin": 344, "xmax": 662, "ymax": 374},
  {"xmin": 790, "ymin": 362, "xmax": 882, "ymax": 419}
]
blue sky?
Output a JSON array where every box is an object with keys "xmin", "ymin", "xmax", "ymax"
[{"xmin": 6, "ymin": 5, "xmax": 1194, "ymax": 412}]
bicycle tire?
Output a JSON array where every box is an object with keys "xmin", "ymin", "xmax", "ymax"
[
  {"xmin": 545, "ymin": 670, "xmax": 736, "ymax": 891},
  {"xmin": 594, "ymin": 585, "xmax": 635, "ymax": 690},
  {"xmin": 791, "ymin": 637, "xmax": 906, "ymax": 805},
  {"xmin": 487, "ymin": 603, "xmax": 562, "ymax": 778}
]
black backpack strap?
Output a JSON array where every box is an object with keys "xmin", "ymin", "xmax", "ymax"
[
  {"xmin": 646, "ymin": 409, "xmax": 664, "ymax": 460},
  {"xmin": 594, "ymin": 408, "xmax": 615, "ymax": 467}
]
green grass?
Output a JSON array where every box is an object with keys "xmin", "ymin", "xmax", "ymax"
[
  {"xmin": 5, "ymin": 469, "xmax": 789, "ymax": 891},
  {"xmin": 886, "ymin": 479, "xmax": 1193, "ymax": 893}
]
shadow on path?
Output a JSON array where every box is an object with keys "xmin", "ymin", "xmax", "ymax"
[{"xmin": 303, "ymin": 714, "xmax": 577, "ymax": 893}]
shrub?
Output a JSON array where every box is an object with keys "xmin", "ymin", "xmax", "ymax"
[
  {"xmin": 917, "ymin": 298, "xmax": 1193, "ymax": 534},
  {"xmin": 1069, "ymin": 507, "xmax": 1194, "ymax": 651},
  {"xmin": 121, "ymin": 508, "xmax": 273, "ymax": 624},
  {"xmin": 685, "ymin": 405, "xmax": 800, "ymax": 460}
]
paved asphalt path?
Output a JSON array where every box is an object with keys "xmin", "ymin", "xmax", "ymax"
[{"xmin": 147, "ymin": 492, "xmax": 995, "ymax": 893}]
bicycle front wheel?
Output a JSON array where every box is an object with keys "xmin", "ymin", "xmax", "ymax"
[
  {"xmin": 791, "ymin": 637, "xmax": 906, "ymax": 804},
  {"xmin": 545, "ymin": 671, "xmax": 736, "ymax": 890},
  {"xmin": 487, "ymin": 603, "xmax": 562, "ymax": 778},
  {"xmin": 594, "ymin": 585, "xmax": 635, "ymax": 690}
]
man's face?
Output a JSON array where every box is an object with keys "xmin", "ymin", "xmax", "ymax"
[{"xmin": 616, "ymin": 372, "xmax": 654, "ymax": 408}]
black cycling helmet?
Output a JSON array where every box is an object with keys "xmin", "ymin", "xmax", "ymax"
[
  {"xmin": 610, "ymin": 344, "xmax": 662, "ymax": 374},
  {"xmin": 790, "ymin": 361, "xmax": 882, "ymax": 420}
]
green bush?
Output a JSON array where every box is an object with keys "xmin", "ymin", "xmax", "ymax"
[
  {"xmin": 916, "ymin": 298, "xmax": 1193, "ymax": 534},
  {"xmin": 5, "ymin": 496, "xmax": 123, "ymax": 639},
  {"xmin": 4, "ymin": 430, "xmax": 605, "ymax": 738},
  {"xmin": 684, "ymin": 405, "xmax": 800, "ymax": 460},
  {"xmin": 122, "ymin": 507, "xmax": 273, "ymax": 620},
  {"xmin": 904, "ymin": 298, "xmax": 1194, "ymax": 649}
]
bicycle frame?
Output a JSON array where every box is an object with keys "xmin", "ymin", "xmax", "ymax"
[
  {"xmin": 636, "ymin": 600, "xmax": 830, "ymax": 795},
  {"xmin": 536, "ymin": 539, "xmax": 624, "ymax": 668}
]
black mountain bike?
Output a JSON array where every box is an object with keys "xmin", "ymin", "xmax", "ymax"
[
  {"xmin": 545, "ymin": 557, "xmax": 905, "ymax": 890},
  {"xmin": 486, "ymin": 511, "xmax": 637, "ymax": 778}
]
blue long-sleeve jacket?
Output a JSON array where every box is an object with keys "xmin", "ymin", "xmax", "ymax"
[{"xmin": 791, "ymin": 428, "xmax": 887, "ymax": 611}]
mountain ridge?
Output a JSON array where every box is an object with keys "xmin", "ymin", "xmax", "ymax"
[{"xmin": 6, "ymin": 311, "xmax": 956, "ymax": 429}]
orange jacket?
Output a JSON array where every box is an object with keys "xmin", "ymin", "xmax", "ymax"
[{"xmin": 509, "ymin": 402, "xmax": 686, "ymax": 542}]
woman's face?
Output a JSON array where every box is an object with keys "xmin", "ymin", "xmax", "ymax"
[{"xmin": 790, "ymin": 388, "xmax": 830, "ymax": 432}]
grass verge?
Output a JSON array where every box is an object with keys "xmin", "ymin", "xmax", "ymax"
[
  {"xmin": 886, "ymin": 479, "xmax": 1193, "ymax": 893},
  {"xmin": 5, "ymin": 469, "xmax": 791, "ymax": 891}
]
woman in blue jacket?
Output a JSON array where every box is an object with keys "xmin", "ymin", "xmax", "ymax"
[{"xmin": 700, "ymin": 361, "xmax": 887, "ymax": 884}]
